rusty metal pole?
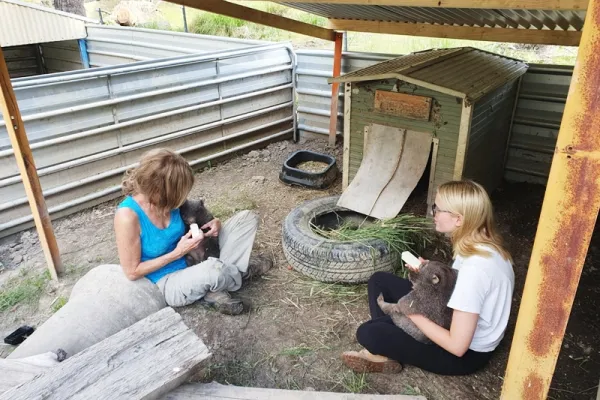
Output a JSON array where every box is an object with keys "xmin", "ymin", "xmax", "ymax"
[
  {"xmin": 501, "ymin": 1, "xmax": 600, "ymax": 398},
  {"xmin": 328, "ymin": 32, "xmax": 344, "ymax": 147}
]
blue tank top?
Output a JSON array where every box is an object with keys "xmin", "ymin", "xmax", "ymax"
[{"xmin": 117, "ymin": 196, "xmax": 187, "ymax": 283}]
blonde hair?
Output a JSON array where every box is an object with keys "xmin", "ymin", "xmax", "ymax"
[
  {"xmin": 438, "ymin": 180, "xmax": 512, "ymax": 263},
  {"xmin": 122, "ymin": 148, "xmax": 194, "ymax": 212}
]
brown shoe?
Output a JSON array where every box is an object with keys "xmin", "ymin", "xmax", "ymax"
[
  {"xmin": 243, "ymin": 253, "xmax": 273, "ymax": 280},
  {"xmin": 341, "ymin": 350, "xmax": 402, "ymax": 374},
  {"xmin": 200, "ymin": 291, "xmax": 244, "ymax": 315}
]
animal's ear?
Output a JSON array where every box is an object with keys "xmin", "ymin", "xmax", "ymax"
[{"xmin": 431, "ymin": 274, "xmax": 440, "ymax": 284}]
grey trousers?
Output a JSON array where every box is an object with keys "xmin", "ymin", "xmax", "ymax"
[{"xmin": 156, "ymin": 210, "xmax": 259, "ymax": 307}]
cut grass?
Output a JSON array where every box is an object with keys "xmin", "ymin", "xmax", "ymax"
[
  {"xmin": 312, "ymin": 213, "xmax": 435, "ymax": 277},
  {"xmin": 0, "ymin": 269, "xmax": 50, "ymax": 312}
]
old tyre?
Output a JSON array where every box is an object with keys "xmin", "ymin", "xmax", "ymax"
[{"xmin": 282, "ymin": 196, "xmax": 398, "ymax": 283}]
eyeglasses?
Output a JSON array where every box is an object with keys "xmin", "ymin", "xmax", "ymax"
[{"xmin": 431, "ymin": 203, "xmax": 453, "ymax": 216}]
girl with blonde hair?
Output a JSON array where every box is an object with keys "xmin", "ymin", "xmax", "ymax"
[
  {"xmin": 114, "ymin": 148, "xmax": 271, "ymax": 315},
  {"xmin": 342, "ymin": 180, "xmax": 514, "ymax": 375}
]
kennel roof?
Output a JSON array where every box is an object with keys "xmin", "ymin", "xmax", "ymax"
[{"xmin": 329, "ymin": 47, "xmax": 528, "ymax": 103}]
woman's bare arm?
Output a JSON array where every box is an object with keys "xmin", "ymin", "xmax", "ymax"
[
  {"xmin": 114, "ymin": 208, "xmax": 201, "ymax": 280},
  {"xmin": 407, "ymin": 310, "xmax": 479, "ymax": 357}
]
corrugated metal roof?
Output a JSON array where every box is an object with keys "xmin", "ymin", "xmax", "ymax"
[
  {"xmin": 0, "ymin": 0, "xmax": 97, "ymax": 47},
  {"xmin": 282, "ymin": 3, "xmax": 585, "ymax": 31},
  {"xmin": 329, "ymin": 47, "xmax": 528, "ymax": 102}
]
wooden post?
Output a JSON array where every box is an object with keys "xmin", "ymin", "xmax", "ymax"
[
  {"xmin": 328, "ymin": 32, "xmax": 344, "ymax": 147},
  {"xmin": 0, "ymin": 47, "xmax": 62, "ymax": 280}
]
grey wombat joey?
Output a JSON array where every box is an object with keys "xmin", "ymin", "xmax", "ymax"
[
  {"xmin": 179, "ymin": 199, "xmax": 220, "ymax": 266},
  {"xmin": 377, "ymin": 261, "xmax": 457, "ymax": 344}
]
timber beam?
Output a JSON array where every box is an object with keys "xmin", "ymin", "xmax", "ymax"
[
  {"xmin": 166, "ymin": 0, "xmax": 337, "ymax": 41},
  {"xmin": 0, "ymin": 47, "xmax": 63, "ymax": 280},
  {"xmin": 328, "ymin": 19, "xmax": 581, "ymax": 46},
  {"xmin": 244, "ymin": 0, "xmax": 588, "ymax": 11}
]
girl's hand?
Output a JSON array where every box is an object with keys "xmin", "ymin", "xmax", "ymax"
[
  {"xmin": 174, "ymin": 230, "xmax": 203, "ymax": 258},
  {"xmin": 405, "ymin": 257, "xmax": 428, "ymax": 272}
]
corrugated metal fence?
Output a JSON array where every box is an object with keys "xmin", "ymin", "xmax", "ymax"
[
  {"xmin": 294, "ymin": 49, "xmax": 573, "ymax": 186},
  {"xmin": 85, "ymin": 25, "xmax": 271, "ymax": 67},
  {"xmin": 0, "ymin": 43, "xmax": 295, "ymax": 238}
]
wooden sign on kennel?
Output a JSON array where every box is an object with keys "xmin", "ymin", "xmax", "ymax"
[{"xmin": 329, "ymin": 47, "xmax": 528, "ymax": 213}]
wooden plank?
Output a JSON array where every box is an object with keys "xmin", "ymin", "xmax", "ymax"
[
  {"xmin": 453, "ymin": 102, "xmax": 473, "ymax": 180},
  {"xmin": 339, "ymin": 124, "xmax": 405, "ymax": 217},
  {"xmin": 251, "ymin": 0, "xmax": 588, "ymax": 10},
  {"xmin": 342, "ymin": 82, "xmax": 352, "ymax": 189},
  {"xmin": 0, "ymin": 354, "xmax": 56, "ymax": 395},
  {"xmin": 0, "ymin": 308, "xmax": 211, "ymax": 400},
  {"xmin": 164, "ymin": 0, "xmax": 336, "ymax": 41},
  {"xmin": 374, "ymin": 90, "xmax": 432, "ymax": 121},
  {"xmin": 328, "ymin": 20, "xmax": 582, "ymax": 46},
  {"xmin": 369, "ymin": 129, "xmax": 433, "ymax": 219},
  {"xmin": 0, "ymin": 48, "xmax": 62, "ymax": 280},
  {"xmin": 329, "ymin": 32, "xmax": 344, "ymax": 146},
  {"xmin": 162, "ymin": 381, "xmax": 427, "ymax": 399}
]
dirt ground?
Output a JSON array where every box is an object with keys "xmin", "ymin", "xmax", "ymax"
[{"xmin": 0, "ymin": 136, "xmax": 598, "ymax": 399}]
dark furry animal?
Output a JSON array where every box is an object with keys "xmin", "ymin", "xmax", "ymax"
[
  {"xmin": 377, "ymin": 260, "xmax": 458, "ymax": 344},
  {"xmin": 179, "ymin": 199, "xmax": 220, "ymax": 266}
]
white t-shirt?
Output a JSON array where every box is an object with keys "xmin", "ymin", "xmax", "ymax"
[{"xmin": 447, "ymin": 246, "xmax": 515, "ymax": 352}]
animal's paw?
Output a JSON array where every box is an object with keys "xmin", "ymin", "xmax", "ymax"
[{"xmin": 377, "ymin": 293, "xmax": 384, "ymax": 304}]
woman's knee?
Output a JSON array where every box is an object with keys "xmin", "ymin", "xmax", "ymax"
[
  {"xmin": 356, "ymin": 321, "xmax": 375, "ymax": 348},
  {"xmin": 368, "ymin": 271, "xmax": 394, "ymax": 292},
  {"xmin": 235, "ymin": 209, "xmax": 259, "ymax": 223}
]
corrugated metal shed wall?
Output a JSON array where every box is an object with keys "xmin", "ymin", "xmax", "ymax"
[
  {"xmin": 0, "ymin": 44, "xmax": 294, "ymax": 238},
  {"xmin": 504, "ymin": 64, "xmax": 572, "ymax": 185},
  {"xmin": 4, "ymin": 45, "xmax": 42, "ymax": 78},
  {"xmin": 0, "ymin": 0, "xmax": 91, "ymax": 47},
  {"xmin": 348, "ymin": 80, "xmax": 461, "ymax": 189},
  {"xmin": 85, "ymin": 25, "xmax": 270, "ymax": 67},
  {"xmin": 5, "ymin": 40, "xmax": 83, "ymax": 79},
  {"xmin": 295, "ymin": 49, "xmax": 572, "ymax": 187},
  {"xmin": 40, "ymin": 40, "xmax": 83, "ymax": 73},
  {"xmin": 463, "ymin": 80, "xmax": 519, "ymax": 192}
]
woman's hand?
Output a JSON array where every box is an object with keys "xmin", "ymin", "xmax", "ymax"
[
  {"xmin": 405, "ymin": 257, "xmax": 428, "ymax": 272},
  {"xmin": 174, "ymin": 230, "xmax": 203, "ymax": 258},
  {"xmin": 201, "ymin": 218, "xmax": 221, "ymax": 237}
]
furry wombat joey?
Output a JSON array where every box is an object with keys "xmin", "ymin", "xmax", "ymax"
[
  {"xmin": 179, "ymin": 199, "xmax": 220, "ymax": 266},
  {"xmin": 377, "ymin": 261, "xmax": 457, "ymax": 344}
]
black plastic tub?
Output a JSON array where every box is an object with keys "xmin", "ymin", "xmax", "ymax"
[{"xmin": 279, "ymin": 150, "xmax": 338, "ymax": 189}]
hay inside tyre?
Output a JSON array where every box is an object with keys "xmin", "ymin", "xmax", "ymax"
[{"xmin": 282, "ymin": 196, "xmax": 399, "ymax": 283}]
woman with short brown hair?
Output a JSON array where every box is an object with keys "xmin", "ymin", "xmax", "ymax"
[{"xmin": 114, "ymin": 148, "xmax": 271, "ymax": 315}]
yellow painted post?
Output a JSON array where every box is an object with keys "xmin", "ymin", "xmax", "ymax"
[{"xmin": 501, "ymin": 0, "xmax": 600, "ymax": 398}]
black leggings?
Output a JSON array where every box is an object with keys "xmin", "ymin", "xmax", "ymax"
[{"xmin": 356, "ymin": 271, "xmax": 494, "ymax": 376}]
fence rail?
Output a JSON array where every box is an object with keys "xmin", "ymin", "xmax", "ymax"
[{"xmin": 0, "ymin": 43, "xmax": 295, "ymax": 238}]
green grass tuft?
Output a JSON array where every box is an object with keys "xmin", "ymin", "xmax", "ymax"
[
  {"xmin": 279, "ymin": 346, "xmax": 313, "ymax": 357},
  {"xmin": 0, "ymin": 270, "xmax": 50, "ymax": 312},
  {"xmin": 342, "ymin": 371, "xmax": 370, "ymax": 393},
  {"xmin": 52, "ymin": 296, "xmax": 68, "ymax": 312}
]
